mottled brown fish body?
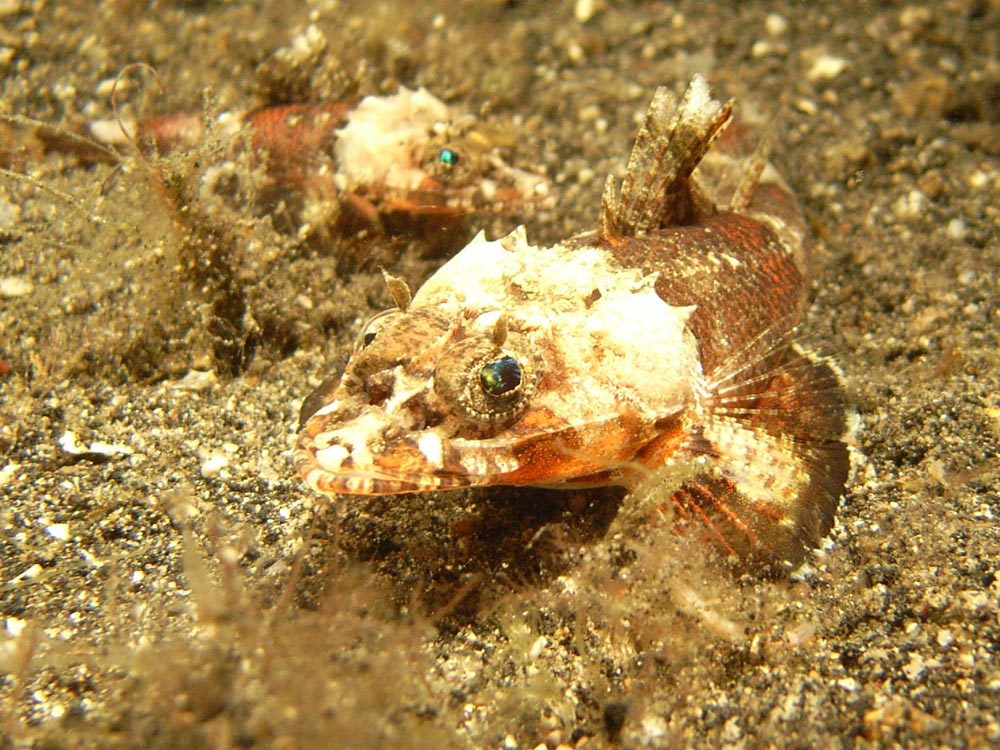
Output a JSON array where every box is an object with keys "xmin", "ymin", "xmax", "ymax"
[{"xmin": 588, "ymin": 211, "xmax": 805, "ymax": 379}]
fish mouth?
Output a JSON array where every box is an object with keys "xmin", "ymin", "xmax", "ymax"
[
  {"xmin": 293, "ymin": 403, "xmax": 657, "ymax": 497},
  {"xmin": 293, "ymin": 405, "xmax": 480, "ymax": 495},
  {"xmin": 293, "ymin": 429, "xmax": 475, "ymax": 495}
]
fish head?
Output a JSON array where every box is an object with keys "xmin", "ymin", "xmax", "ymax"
[
  {"xmin": 413, "ymin": 123, "xmax": 554, "ymax": 213},
  {"xmin": 334, "ymin": 87, "xmax": 552, "ymax": 215},
  {"xmin": 295, "ymin": 227, "xmax": 701, "ymax": 496}
]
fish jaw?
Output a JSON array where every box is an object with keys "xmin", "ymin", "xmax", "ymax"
[
  {"xmin": 295, "ymin": 228, "xmax": 703, "ymax": 495},
  {"xmin": 295, "ymin": 395, "xmax": 693, "ymax": 496}
]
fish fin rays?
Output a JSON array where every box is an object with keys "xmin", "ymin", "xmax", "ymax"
[
  {"xmin": 639, "ymin": 345, "xmax": 850, "ymax": 572},
  {"xmin": 599, "ymin": 75, "xmax": 734, "ymax": 241}
]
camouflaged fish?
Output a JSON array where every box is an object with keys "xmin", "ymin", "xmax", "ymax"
[
  {"xmin": 130, "ymin": 87, "xmax": 551, "ymax": 223},
  {"xmin": 295, "ymin": 76, "xmax": 850, "ymax": 568}
]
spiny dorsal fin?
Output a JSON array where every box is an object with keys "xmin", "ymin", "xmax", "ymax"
[{"xmin": 599, "ymin": 75, "xmax": 733, "ymax": 241}]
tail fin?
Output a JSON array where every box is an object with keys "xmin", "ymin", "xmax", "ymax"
[{"xmin": 599, "ymin": 75, "xmax": 733, "ymax": 240}]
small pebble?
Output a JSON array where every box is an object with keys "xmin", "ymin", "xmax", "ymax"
[
  {"xmin": 640, "ymin": 714, "xmax": 667, "ymax": 744},
  {"xmin": 968, "ymin": 170, "xmax": 989, "ymax": 189},
  {"xmin": 58, "ymin": 431, "xmax": 133, "ymax": 459},
  {"xmin": 0, "ymin": 463, "xmax": 19, "ymax": 487},
  {"xmin": 0, "ymin": 192, "xmax": 19, "ymax": 229},
  {"xmin": 528, "ymin": 635, "xmax": 548, "ymax": 659},
  {"xmin": 902, "ymin": 653, "xmax": 927, "ymax": 681},
  {"xmin": 200, "ymin": 454, "xmax": 229, "ymax": 479},
  {"xmin": 946, "ymin": 218, "xmax": 967, "ymax": 240},
  {"xmin": 795, "ymin": 98, "xmax": 818, "ymax": 115},
  {"xmin": 169, "ymin": 369, "xmax": 218, "ymax": 392},
  {"xmin": 577, "ymin": 103, "xmax": 602, "ymax": 122},
  {"xmin": 89, "ymin": 118, "xmax": 132, "ymax": 145},
  {"xmin": 0, "ymin": 276, "xmax": 33, "ymax": 298},
  {"xmin": 9, "ymin": 564, "xmax": 42, "ymax": 583},
  {"xmin": 284, "ymin": 24, "xmax": 326, "ymax": 63},
  {"xmin": 574, "ymin": 0, "xmax": 600, "ymax": 24},
  {"xmin": 765, "ymin": 13, "xmax": 788, "ymax": 36},
  {"xmin": 807, "ymin": 54, "xmax": 849, "ymax": 82},
  {"xmin": 45, "ymin": 523, "xmax": 69, "ymax": 541},
  {"xmin": 893, "ymin": 189, "xmax": 927, "ymax": 220}
]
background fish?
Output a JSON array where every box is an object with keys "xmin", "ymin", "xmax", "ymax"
[{"xmin": 124, "ymin": 87, "xmax": 552, "ymax": 228}]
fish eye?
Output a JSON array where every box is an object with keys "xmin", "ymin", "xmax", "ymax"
[
  {"xmin": 434, "ymin": 335, "xmax": 536, "ymax": 430},
  {"xmin": 437, "ymin": 147, "xmax": 459, "ymax": 166},
  {"xmin": 479, "ymin": 355, "xmax": 521, "ymax": 396}
]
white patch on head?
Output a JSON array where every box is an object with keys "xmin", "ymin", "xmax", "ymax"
[
  {"xmin": 335, "ymin": 87, "xmax": 451, "ymax": 192},
  {"xmin": 584, "ymin": 287, "xmax": 697, "ymax": 405},
  {"xmin": 382, "ymin": 367, "xmax": 429, "ymax": 418},
  {"xmin": 314, "ymin": 443, "xmax": 350, "ymax": 472},
  {"xmin": 412, "ymin": 229, "xmax": 506, "ymax": 310},
  {"xmin": 412, "ymin": 225, "xmax": 702, "ymax": 425},
  {"xmin": 453, "ymin": 441, "xmax": 521, "ymax": 478},
  {"xmin": 314, "ymin": 411, "xmax": 389, "ymax": 472},
  {"xmin": 415, "ymin": 226, "xmax": 657, "ymax": 314},
  {"xmin": 417, "ymin": 431, "xmax": 444, "ymax": 469}
]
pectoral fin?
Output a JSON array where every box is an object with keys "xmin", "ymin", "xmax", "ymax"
[{"xmin": 670, "ymin": 346, "xmax": 850, "ymax": 570}]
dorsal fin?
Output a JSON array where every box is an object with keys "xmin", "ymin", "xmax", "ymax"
[{"xmin": 599, "ymin": 75, "xmax": 733, "ymax": 241}]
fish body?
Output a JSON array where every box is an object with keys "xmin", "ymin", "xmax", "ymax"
[{"xmin": 295, "ymin": 77, "xmax": 850, "ymax": 569}]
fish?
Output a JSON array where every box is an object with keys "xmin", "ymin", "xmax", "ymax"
[
  {"xmin": 96, "ymin": 87, "xmax": 552, "ymax": 229},
  {"xmin": 294, "ymin": 76, "xmax": 851, "ymax": 570}
]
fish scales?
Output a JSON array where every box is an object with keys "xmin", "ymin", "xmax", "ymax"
[{"xmin": 295, "ymin": 76, "xmax": 850, "ymax": 570}]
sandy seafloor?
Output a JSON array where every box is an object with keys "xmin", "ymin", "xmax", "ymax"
[{"xmin": 1, "ymin": 1, "xmax": 999, "ymax": 748}]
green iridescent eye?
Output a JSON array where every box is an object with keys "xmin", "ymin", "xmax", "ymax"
[
  {"xmin": 434, "ymin": 337, "xmax": 535, "ymax": 429},
  {"xmin": 479, "ymin": 356, "xmax": 521, "ymax": 396},
  {"xmin": 438, "ymin": 147, "xmax": 459, "ymax": 166}
]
